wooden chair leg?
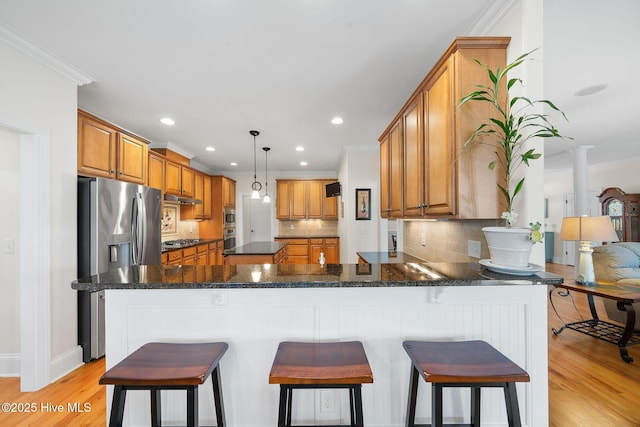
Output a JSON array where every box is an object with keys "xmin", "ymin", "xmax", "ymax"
[
  {"xmin": 109, "ymin": 385, "xmax": 127, "ymax": 427},
  {"xmin": 406, "ymin": 365, "xmax": 419, "ymax": 427},
  {"xmin": 211, "ymin": 366, "xmax": 226, "ymax": 426}
]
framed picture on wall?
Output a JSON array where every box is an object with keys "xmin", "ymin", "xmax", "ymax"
[
  {"xmin": 162, "ymin": 205, "xmax": 177, "ymax": 235},
  {"xmin": 355, "ymin": 188, "xmax": 371, "ymax": 220}
]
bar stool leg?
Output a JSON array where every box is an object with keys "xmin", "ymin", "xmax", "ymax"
[
  {"xmin": 405, "ymin": 365, "xmax": 419, "ymax": 427},
  {"xmin": 349, "ymin": 387, "xmax": 355, "ymax": 426},
  {"xmin": 431, "ymin": 384, "xmax": 443, "ymax": 427},
  {"xmin": 352, "ymin": 385, "xmax": 364, "ymax": 427},
  {"xmin": 211, "ymin": 366, "xmax": 226, "ymax": 426},
  {"xmin": 109, "ymin": 385, "xmax": 127, "ymax": 427},
  {"xmin": 150, "ymin": 388, "xmax": 161, "ymax": 427},
  {"xmin": 277, "ymin": 385, "xmax": 288, "ymax": 427},
  {"xmin": 470, "ymin": 387, "xmax": 481, "ymax": 427},
  {"xmin": 504, "ymin": 383, "xmax": 522, "ymax": 427},
  {"xmin": 186, "ymin": 386, "xmax": 199, "ymax": 427}
]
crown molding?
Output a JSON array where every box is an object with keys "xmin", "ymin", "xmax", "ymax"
[
  {"xmin": 466, "ymin": 0, "xmax": 518, "ymax": 35},
  {"xmin": 148, "ymin": 141, "xmax": 195, "ymax": 159},
  {"xmin": 0, "ymin": 22, "xmax": 94, "ymax": 86}
]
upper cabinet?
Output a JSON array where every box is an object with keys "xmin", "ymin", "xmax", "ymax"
[
  {"xmin": 148, "ymin": 150, "xmax": 165, "ymax": 192},
  {"xmin": 181, "ymin": 172, "xmax": 212, "ymax": 221},
  {"xmin": 78, "ymin": 110, "xmax": 148, "ymax": 185},
  {"xmin": 276, "ymin": 179, "xmax": 338, "ymax": 220},
  {"xmin": 378, "ymin": 37, "xmax": 510, "ymax": 220},
  {"xmin": 599, "ymin": 187, "xmax": 640, "ymax": 242},
  {"xmin": 222, "ymin": 177, "xmax": 236, "ymax": 209}
]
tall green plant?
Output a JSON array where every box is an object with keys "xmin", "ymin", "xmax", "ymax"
[{"xmin": 459, "ymin": 49, "xmax": 570, "ymax": 227}]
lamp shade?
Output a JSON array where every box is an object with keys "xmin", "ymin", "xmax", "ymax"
[{"xmin": 560, "ymin": 216, "xmax": 620, "ymax": 242}]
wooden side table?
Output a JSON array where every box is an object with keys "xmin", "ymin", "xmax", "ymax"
[{"xmin": 550, "ymin": 281, "xmax": 640, "ymax": 363}]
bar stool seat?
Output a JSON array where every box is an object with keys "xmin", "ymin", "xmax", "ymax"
[
  {"xmin": 99, "ymin": 342, "xmax": 228, "ymax": 427},
  {"xmin": 269, "ymin": 341, "xmax": 373, "ymax": 427},
  {"xmin": 403, "ymin": 340, "xmax": 530, "ymax": 427}
]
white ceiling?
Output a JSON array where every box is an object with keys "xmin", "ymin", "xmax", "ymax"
[{"xmin": 0, "ymin": 0, "xmax": 638, "ymax": 175}]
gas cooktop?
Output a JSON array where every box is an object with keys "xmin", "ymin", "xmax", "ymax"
[{"xmin": 162, "ymin": 239, "xmax": 202, "ymax": 249}]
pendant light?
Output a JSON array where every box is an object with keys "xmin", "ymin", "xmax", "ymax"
[
  {"xmin": 262, "ymin": 146, "xmax": 271, "ymax": 203},
  {"xmin": 250, "ymin": 130, "xmax": 262, "ymax": 199}
]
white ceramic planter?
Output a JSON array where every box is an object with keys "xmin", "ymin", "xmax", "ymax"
[{"xmin": 482, "ymin": 226, "xmax": 533, "ymax": 268}]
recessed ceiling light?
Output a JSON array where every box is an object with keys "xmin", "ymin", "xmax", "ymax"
[
  {"xmin": 230, "ymin": 162, "xmax": 238, "ymax": 166},
  {"xmin": 574, "ymin": 84, "xmax": 607, "ymax": 97},
  {"xmin": 300, "ymin": 161, "xmax": 308, "ymax": 166},
  {"xmin": 331, "ymin": 117, "xmax": 344, "ymax": 125},
  {"xmin": 296, "ymin": 146, "xmax": 305, "ymax": 152},
  {"xmin": 206, "ymin": 146, "xmax": 215, "ymax": 152},
  {"xmin": 160, "ymin": 117, "xmax": 175, "ymax": 126}
]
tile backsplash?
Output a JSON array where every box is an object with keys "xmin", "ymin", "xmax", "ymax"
[
  {"xmin": 277, "ymin": 220, "xmax": 338, "ymax": 237},
  {"xmin": 404, "ymin": 219, "xmax": 502, "ymax": 262}
]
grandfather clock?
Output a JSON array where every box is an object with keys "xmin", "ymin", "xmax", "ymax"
[{"xmin": 598, "ymin": 187, "xmax": 640, "ymax": 242}]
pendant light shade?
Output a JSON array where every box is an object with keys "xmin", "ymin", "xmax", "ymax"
[
  {"xmin": 262, "ymin": 146, "xmax": 271, "ymax": 203},
  {"xmin": 250, "ymin": 130, "xmax": 262, "ymax": 199}
]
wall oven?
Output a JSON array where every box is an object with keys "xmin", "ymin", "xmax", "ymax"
[
  {"xmin": 223, "ymin": 227, "xmax": 236, "ymax": 250},
  {"xmin": 224, "ymin": 208, "xmax": 235, "ymax": 228}
]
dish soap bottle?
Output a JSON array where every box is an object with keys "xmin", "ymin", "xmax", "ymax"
[{"xmin": 319, "ymin": 252, "xmax": 325, "ymax": 266}]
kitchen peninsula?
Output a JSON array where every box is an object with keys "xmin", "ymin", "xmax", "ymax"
[{"xmin": 73, "ymin": 263, "xmax": 561, "ymax": 426}]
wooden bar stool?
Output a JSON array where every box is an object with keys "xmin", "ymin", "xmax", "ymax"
[
  {"xmin": 99, "ymin": 342, "xmax": 228, "ymax": 427},
  {"xmin": 269, "ymin": 341, "xmax": 373, "ymax": 427},
  {"xmin": 403, "ymin": 340, "xmax": 530, "ymax": 427}
]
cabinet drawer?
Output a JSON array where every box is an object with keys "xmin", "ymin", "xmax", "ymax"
[
  {"xmin": 309, "ymin": 238, "xmax": 323, "ymax": 245},
  {"xmin": 287, "ymin": 245, "xmax": 309, "ymax": 256},
  {"xmin": 324, "ymin": 238, "xmax": 339, "ymax": 245},
  {"xmin": 197, "ymin": 243, "xmax": 208, "ymax": 254},
  {"xmin": 208, "ymin": 242, "xmax": 218, "ymax": 250},
  {"xmin": 167, "ymin": 250, "xmax": 182, "ymax": 262},
  {"xmin": 182, "ymin": 246, "xmax": 197, "ymax": 257}
]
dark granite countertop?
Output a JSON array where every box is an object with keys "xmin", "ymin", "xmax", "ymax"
[
  {"xmin": 357, "ymin": 251, "xmax": 425, "ymax": 264},
  {"xmin": 162, "ymin": 238, "xmax": 222, "ymax": 252},
  {"xmin": 274, "ymin": 236, "xmax": 340, "ymax": 239},
  {"xmin": 71, "ymin": 261, "xmax": 563, "ymax": 291},
  {"xmin": 223, "ymin": 241, "xmax": 287, "ymax": 256}
]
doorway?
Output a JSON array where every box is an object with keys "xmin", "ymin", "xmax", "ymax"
[{"xmin": 242, "ymin": 195, "xmax": 273, "ymax": 244}]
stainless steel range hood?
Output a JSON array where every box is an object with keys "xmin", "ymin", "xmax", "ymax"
[{"xmin": 163, "ymin": 193, "xmax": 202, "ymax": 205}]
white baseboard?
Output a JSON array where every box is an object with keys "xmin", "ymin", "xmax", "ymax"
[
  {"xmin": 50, "ymin": 345, "xmax": 83, "ymax": 383},
  {"xmin": 0, "ymin": 353, "xmax": 20, "ymax": 377}
]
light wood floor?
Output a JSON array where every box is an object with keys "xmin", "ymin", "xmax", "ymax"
[{"xmin": 0, "ymin": 263, "xmax": 638, "ymax": 426}]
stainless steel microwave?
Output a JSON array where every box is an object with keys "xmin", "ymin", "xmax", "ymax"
[{"xmin": 224, "ymin": 209, "xmax": 235, "ymax": 226}]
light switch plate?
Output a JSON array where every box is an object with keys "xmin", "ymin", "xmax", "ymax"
[{"xmin": 3, "ymin": 238, "xmax": 14, "ymax": 254}]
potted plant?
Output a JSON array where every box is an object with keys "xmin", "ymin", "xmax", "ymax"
[{"xmin": 459, "ymin": 49, "xmax": 569, "ymax": 268}]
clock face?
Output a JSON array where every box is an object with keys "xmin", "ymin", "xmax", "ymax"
[{"xmin": 608, "ymin": 199, "xmax": 623, "ymax": 216}]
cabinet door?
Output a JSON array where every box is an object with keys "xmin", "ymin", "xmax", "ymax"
[
  {"xmin": 424, "ymin": 60, "xmax": 454, "ymax": 216},
  {"xmin": 323, "ymin": 180, "xmax": 339, "ymax": 219},
  {"xmin": 193, "ymin": 172, "xmax": 204, "ymax": 217},
  {"xmin": 165, "ymin": 160, "xmax": 182, "ymax": 195},
  {"xmin": 290, "ymin": 181, "xmax": 307, "ymax": 219},
  {"xmin": 222, "ymin": 177, "xmax": 236, "ymax": 208},
  {"xmin": 181, "ymin": 167, "xmax": 195, "ymax": 197},
  {"xmin": 324, "ymin": 238, "xmax": 340, "ymax": 264},
  {"xmin": 148, "ymin": 151, "xmax": 165, "ymax": 191},
  {"xmin": 117, "ymin": 133, "xmax": 148, "ymax": 185},
  {"xmin": 389, "ymin": 120, "xmax": 404, "ymax": 217},
  {"xmin": 309, "ymin": 239, "xmax": 324, "ymax": 264},
  {"xmin": 403, "ymin": 95, "xmax": 424, "ymax": 217},
  {"xmin": 380, "ymin": 136, "xmax": 390, "ymax": 218},
  {"xmin": 77, "ymin": 113, "xmax": 117, "ymax": 179},
  {"xmin": 276, "ymin": 180, "xmax": 291, "ymax": 219},
  {"xmin": 307, "ymin": 181, "xmax": 324, "ymax": 219},
  {"xmin": 202, "ymin": 175, "xmax": 212, "ymax": 219}
]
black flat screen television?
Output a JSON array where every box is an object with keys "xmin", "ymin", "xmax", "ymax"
[{"xmin": 325, "ymin": 182, "xmax": 341, "ymax": 197}]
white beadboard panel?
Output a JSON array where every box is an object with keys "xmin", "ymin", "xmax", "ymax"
[{"xmin": 104, "ymin": 286, "xmax": 547, "ymax": 427}]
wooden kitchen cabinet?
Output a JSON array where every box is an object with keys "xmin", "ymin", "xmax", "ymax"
[
  {"xmin": 378, "ymin": 37, "xmax": 508, "ymax": 219},
  {"xmin": 222, "ymin": 177, "xmax": 236, "ymax": 209},
  {"xmin": 166, "ymin": 249, "xmax": 182, "ymax": 266},
  {"xmin": 77, "ymin": 110, "xmax": 148, "ymax": 185},
  {"xmin": 181, "ymin": 246, "xmax": 197, "ymax": 265},
  {"xmin": 309, "ymin": 238, "xmax": 340, "ymax": 264},
  {"xmin": 276, "ymin": 179, "xmax": 338, "ymax": 220},
  {"xmin": 195, "ymin": 243, "xmax": 208, "ymax": 265},
  {"xmin": 181, "ymin": 172, "xmax": 212, "ymax": 220},
  {"xmin": 208, "ymin": 240, "xmax": 224, "ymax": 265},
  {"xmin": 275, "ymin": 238, "xmax": 309, "ymax": 264},
  {"xmin": 165, "ymin": 160, "xmax": 195, "ymax": 198},
  {"xmin": 379, "ymin": 119, "xmax": 403, "ymax": 218},
  {"xmin": 148, "ymin": 150, "xmax": 165, "ymax": 191}
]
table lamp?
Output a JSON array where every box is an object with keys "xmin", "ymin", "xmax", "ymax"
[{"xmin": 560, "ymin": 216, "xmax": 620, "ymax": 285}]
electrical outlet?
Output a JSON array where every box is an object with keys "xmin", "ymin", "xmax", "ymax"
[
  {"xmin": 290, "ymin": 224, "xmax": 295, "ymax": 230},
  {"xmin": 468, "ymin": 240, "xmax": 481, "ymax": 258},
  {"xmin": 320, "ymin": 390, "xmax": 335, "ymax": 412},
  {"xmin": 421, "ymin": 233, "xmax": 426, "ymax": 246},
  {"xmin": 3, "ymin": 239, "xmax": 14, "ymax": 254}
]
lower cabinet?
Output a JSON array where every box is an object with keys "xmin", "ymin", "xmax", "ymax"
[{"xmin": 275, "ymin": 237, "xmax": 340, "ymax": 264}]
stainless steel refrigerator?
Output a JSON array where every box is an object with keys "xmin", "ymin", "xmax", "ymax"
[{"xmin": 77, "ymin": 177, "xmax": 162, "ymax": 362}]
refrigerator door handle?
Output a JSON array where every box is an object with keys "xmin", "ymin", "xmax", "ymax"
[{"xmin": 131, "ymin": 193, "xmax": 142, "ymax": 265}]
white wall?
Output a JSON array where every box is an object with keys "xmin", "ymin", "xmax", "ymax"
[
  {"xmin": 0, "ymin": 41, "xmax": 80, "ymax": 380},
  {"xmin": 0, "ymin": 128, "xmax": 21, "ymax": 363},
  {"xmin": 338, "ymin": 147, "xmax": 380, "ymax": 264}
]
